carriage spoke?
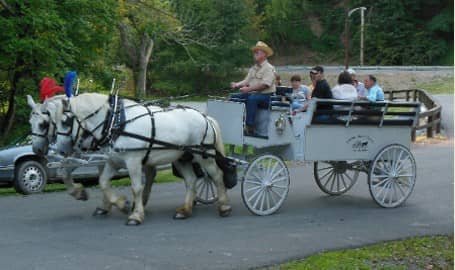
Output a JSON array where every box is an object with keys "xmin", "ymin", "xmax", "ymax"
[
  {"xmin": 248, "ymin": 186, "xmax": 263, "ymax": 203},
  {"xmin": 271, "ymin": 176, "xmax": 288, "ymax": 184},
  {"xmin": 319, "ymin": 169, "xmax": 334, "ymax": 181},
  {"xmin": 271, "ymin": 184, "xmax": 288, "ymax": 189},
  {"xmin": 244, "ymin": 179, "xmax": 262, "ymax": 186},
  {"xmin": 253, "ymin": 189, "xmax": 265, "ymax": 210},
  {"xmin": 323, "ymin": 171, "xmax": 335, "ymax": 188},
  {"xmin": 260, "ymin": 189, "xmax": 266, "ymax": 211},
  {"xmin": 270, "ymin": 187, "xmax": 284, "ymax": 201},
  {"xmin": 340, "ymin": 174, "xmax": 347, "ymax": 190},
  {"xmin": 246, "ymin": 185, "xmax": 262, "ymax": 193}
]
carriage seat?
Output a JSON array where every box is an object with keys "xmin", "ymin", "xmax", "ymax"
[
  {"xmin": 310, "ymin": 100, "xmax": 420, "ymax": 127},
  {"xmin": 270, "ymin": 86, "xmax": 292, "ymax": 108}
]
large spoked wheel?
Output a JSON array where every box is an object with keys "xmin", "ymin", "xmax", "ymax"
[
  {"xmin": 241, "ymin": 154, "xmax": 290, "ymax": 216},
  {"xmin": 368, "ymin": 144, "xmax": 416, "ymax": 208},
  {"xmin": 195, "ymin": 173, "xmax": 218, "ymax": 204},
  {"xmin": 314, "ymin": 161, "xmax": 360, "ymax": 195}
]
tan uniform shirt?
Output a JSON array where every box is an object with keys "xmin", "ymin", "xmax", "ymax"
[{"xmin": 240, "ymin": 60, "xmax": 276, "ymax": 94}]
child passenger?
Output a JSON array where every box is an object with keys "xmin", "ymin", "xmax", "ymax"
[{"xmin": 284, "ymin": 75, "xmax": 311, "ymax": 113}]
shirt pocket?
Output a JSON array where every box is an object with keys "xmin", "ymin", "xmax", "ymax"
[{"xmin": 254, "ymin": 71, "xmax": 264, "ymax": 79}]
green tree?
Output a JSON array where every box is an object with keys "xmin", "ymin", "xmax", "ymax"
[{"xmin": 0, "ymin": 0, "xmax": 117, "ymax": 139}]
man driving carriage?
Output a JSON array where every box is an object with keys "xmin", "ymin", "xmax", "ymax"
[{"xmin": 230, "ymin": 41, "xmax": 276, "ymax": 136}]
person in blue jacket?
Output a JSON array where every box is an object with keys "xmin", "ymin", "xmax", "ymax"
[{"xmin": 362, "ymin": 75, "xmax": 385, "ymax": 102}]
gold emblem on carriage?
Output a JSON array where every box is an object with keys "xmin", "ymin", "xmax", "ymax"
[{"xmin": 346, "ymin": 135, "xmax": 374, "ymax": 152}]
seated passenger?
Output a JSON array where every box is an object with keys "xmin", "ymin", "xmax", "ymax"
[
  {"xmin": 361, "ymin": 75, "xmax": 385, "ymax": 102},
  {"xmin": 283, "ymin": 74, "xmax": 310, "ymax": 113},
  {"xmin": 310, "ymin": 66, "xmax": 333, "ymax": 111},
  {"xmin": 230, "ymin": 41, "xmax": 276, "ymax": 135},
  {"xmin": 331, "ymin": 71, "xmax": 358, "ymax": 100},
  {"xmin": 347, "ymin": 68, "xmax": 368, "ymax": 98}
]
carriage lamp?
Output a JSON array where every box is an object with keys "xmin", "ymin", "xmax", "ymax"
[{"xmin": 275, "ymin": 114, "xmax": 286, "ymax": 134}]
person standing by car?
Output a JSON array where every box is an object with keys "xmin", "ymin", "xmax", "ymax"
[
  {"xmin": 362, "ymin": 75, "xmax": 385, "ymax": 102},
  {"xmin": 230, "ymin": 41, "xmax": 276, "ymax": 135}
]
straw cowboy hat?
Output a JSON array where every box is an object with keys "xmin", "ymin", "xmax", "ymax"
[{"xmin": 251, "ymin": 41, "xmax": 274, "ymax": 57}]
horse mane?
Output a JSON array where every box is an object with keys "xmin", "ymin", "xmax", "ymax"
[{"xmin": 69, "ymin": 93, "xmax": 109, "ymax": 119}]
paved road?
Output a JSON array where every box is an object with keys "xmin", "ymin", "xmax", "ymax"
[
  {"xmin": 0, "ymin": 99, "xmax": 453, "ymax": 270},
  {"xmin": 0, "ymin": 142, "xmax": 452, "ymax": 270}
]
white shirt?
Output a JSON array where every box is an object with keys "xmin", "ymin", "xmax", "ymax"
[{"xmin": 331, "ymin": 84, "xmax": 358, "ymax": 100}]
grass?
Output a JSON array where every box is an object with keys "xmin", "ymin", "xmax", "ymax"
[
  {"xmin": 0, "ymin": 169, "xmax": 181, "ymax": 197},
  {"xmin": 416, "ymin": 77, "xmax": 454, "ymax": 95},
  {"xmin": 264, "ymin": 235, "xmax": 453, "ymax": 270}
]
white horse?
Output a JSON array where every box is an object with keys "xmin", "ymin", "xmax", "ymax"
[
  {"xmin": 51, "ymin": 93, "xmax": 231, "ymax": 225},
  {"xmin": 27, "ymin": 95, "xmax": 88, "ymax": 200},
  {"xmin": 28, "ymin": 94, "xmax": 157, "ymax": 210}
]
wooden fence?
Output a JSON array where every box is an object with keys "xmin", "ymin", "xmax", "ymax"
[{"xmin": 385, "ymin": 89, "xmax": 442, "ymax": 141}]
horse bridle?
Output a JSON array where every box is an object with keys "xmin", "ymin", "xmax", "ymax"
[
  {"xmin": 57, "ymin": 104, "xmax": 108, "ymax": 151},
  {"xmin": 31, "ymin": 111, "xmax": 56, "ymax": 141}
]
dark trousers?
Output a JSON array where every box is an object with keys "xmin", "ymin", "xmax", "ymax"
[{"xmin": 230, "ymin": 93, "xmax": 271, "ymax": 126}]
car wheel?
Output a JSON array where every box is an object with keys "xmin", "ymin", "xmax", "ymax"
[{"xmin": 14, "ymin": 160, "xmax": 47, "ymax": 195}]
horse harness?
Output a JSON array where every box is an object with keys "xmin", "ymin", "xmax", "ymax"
[
  {"xmin": 31, "ymin": 110, "xmax": 57, "ymax": 142},
  {"xmin": 59, "ymin": 95, "xmax": 218, "ymax": 165}
]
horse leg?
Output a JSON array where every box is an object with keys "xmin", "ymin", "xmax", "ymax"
[
  {"xmin": 62, "ymin": 167, "xmax": 88, "ymax": 201},
  {"xmin": 141, "ymin": 165, "xmax": 156, "ymax": 207},
  {"xmin": 199, "ymin": 158, "xmax": 232, "ymax": 217},
  {"xmin": 171, "ymin": 161, "xmax": 197, "ymax": 219},
  {"xmin": 125, "ymin": 159, "xmax": 146, "ymax": 225},
  {"xmin": 93, "ymin": 160, "xmax": 130, "ymax": 216}
]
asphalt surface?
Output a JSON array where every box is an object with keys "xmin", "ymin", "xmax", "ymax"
[{"xmin": 0, "ymin": 97, "xmax": 453, "ymax": 270}]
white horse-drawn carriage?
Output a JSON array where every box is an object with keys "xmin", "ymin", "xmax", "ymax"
[
  {"xmin": 27, "ymin": 73, "xmax": 420, "ymax": 225},
  {"xmin": 202, "ymin": 87, "xmax": 420, "ymax": 215}
]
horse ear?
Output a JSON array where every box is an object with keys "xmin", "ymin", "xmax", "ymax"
[{"xmin": 27, "ymin": 95, "xmax": 36, "ymax": 109}]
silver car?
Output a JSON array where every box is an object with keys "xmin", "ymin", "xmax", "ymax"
[{"xmin": 0, "ymin": 135, "xmax": 128, "ymax": 194}]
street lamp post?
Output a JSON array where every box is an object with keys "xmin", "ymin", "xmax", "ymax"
[{"xmin": 348, "ymin": 7, "xmax": 367, "ymax": 66}]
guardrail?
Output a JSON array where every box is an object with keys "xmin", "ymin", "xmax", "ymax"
[
  {"xmin": 275, "ymin": 65, "xmax": 454, "ymax": 72},
  {"xmin": 384, "ymin": 89, "xmax": 442, "ymax": 141}
]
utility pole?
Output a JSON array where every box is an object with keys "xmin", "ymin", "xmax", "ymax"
[
  {"xmin": 344, "ymin": 7, "xmax": 350, "ymax": 69},
  {"xmin": 360, "ymin": 7, "xmax": 366, "ymax": 66},
  {"xmin": 348, "ymin": 7, "xmax": 367, "ymax": 66}
]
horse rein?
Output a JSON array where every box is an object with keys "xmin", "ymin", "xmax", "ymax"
[{"xmin": 57, "ymin": 103, "xmax": 108, "ymax": 151}]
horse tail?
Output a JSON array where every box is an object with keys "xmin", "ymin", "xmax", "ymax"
[{"xmin": 207, "ymin": 116, "xmax": 225, "ymax": 157}]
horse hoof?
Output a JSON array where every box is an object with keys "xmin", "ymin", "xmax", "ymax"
[
  {"xmin": 125, "ymin": 219, "xmax": 142, "ymax": 226},
  {"xmin": 120, "ymin": 200, "xmax": 131, "ymax": 214},
  {"xmin": 173, "ymin": 212, "xmax": 189, "ymax": 220},
  {"xmin": 78, "ymin": 190, "xmax": 89, "ymax": 201},
  {"xmin": 92, "ymin": 207, "xmax": 109, "ymax": 216},
  {"xmin": 219, "ymin": 207, "xmax": 232, "ymax": 218}
]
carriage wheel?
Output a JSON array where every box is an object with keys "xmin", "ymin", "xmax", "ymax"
[
  {"xmin": 314, "ymin": 161, "xmax": 360, "ymax": 195},
  {"xmin": 368, "ymin": 144, "xmax": 416, "ymax": 208},
  {"xmin": 195, "ymin": 174, "xmax": 218, "ymax": 205},
  {"xmin": 241, "ymin": 154, "xmax": 290, "ymax": 216}
]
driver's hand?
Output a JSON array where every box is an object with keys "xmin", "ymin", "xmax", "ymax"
[{"xmin": 240, "ymin": 86, "xmax": 250, "ymax": 93}]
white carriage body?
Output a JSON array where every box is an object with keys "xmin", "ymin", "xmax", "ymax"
[{"xmin": 207, "ymin": 98, "xmax": 418, "ymax": 162}]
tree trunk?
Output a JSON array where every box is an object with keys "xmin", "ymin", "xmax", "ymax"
[
  {"xmin": 135, "ymin": 34, "xmax": 154, "ymax": 97},
  {"xmin": 1, "ymin": 71, "xmax": 19, "ymax": 138}
]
